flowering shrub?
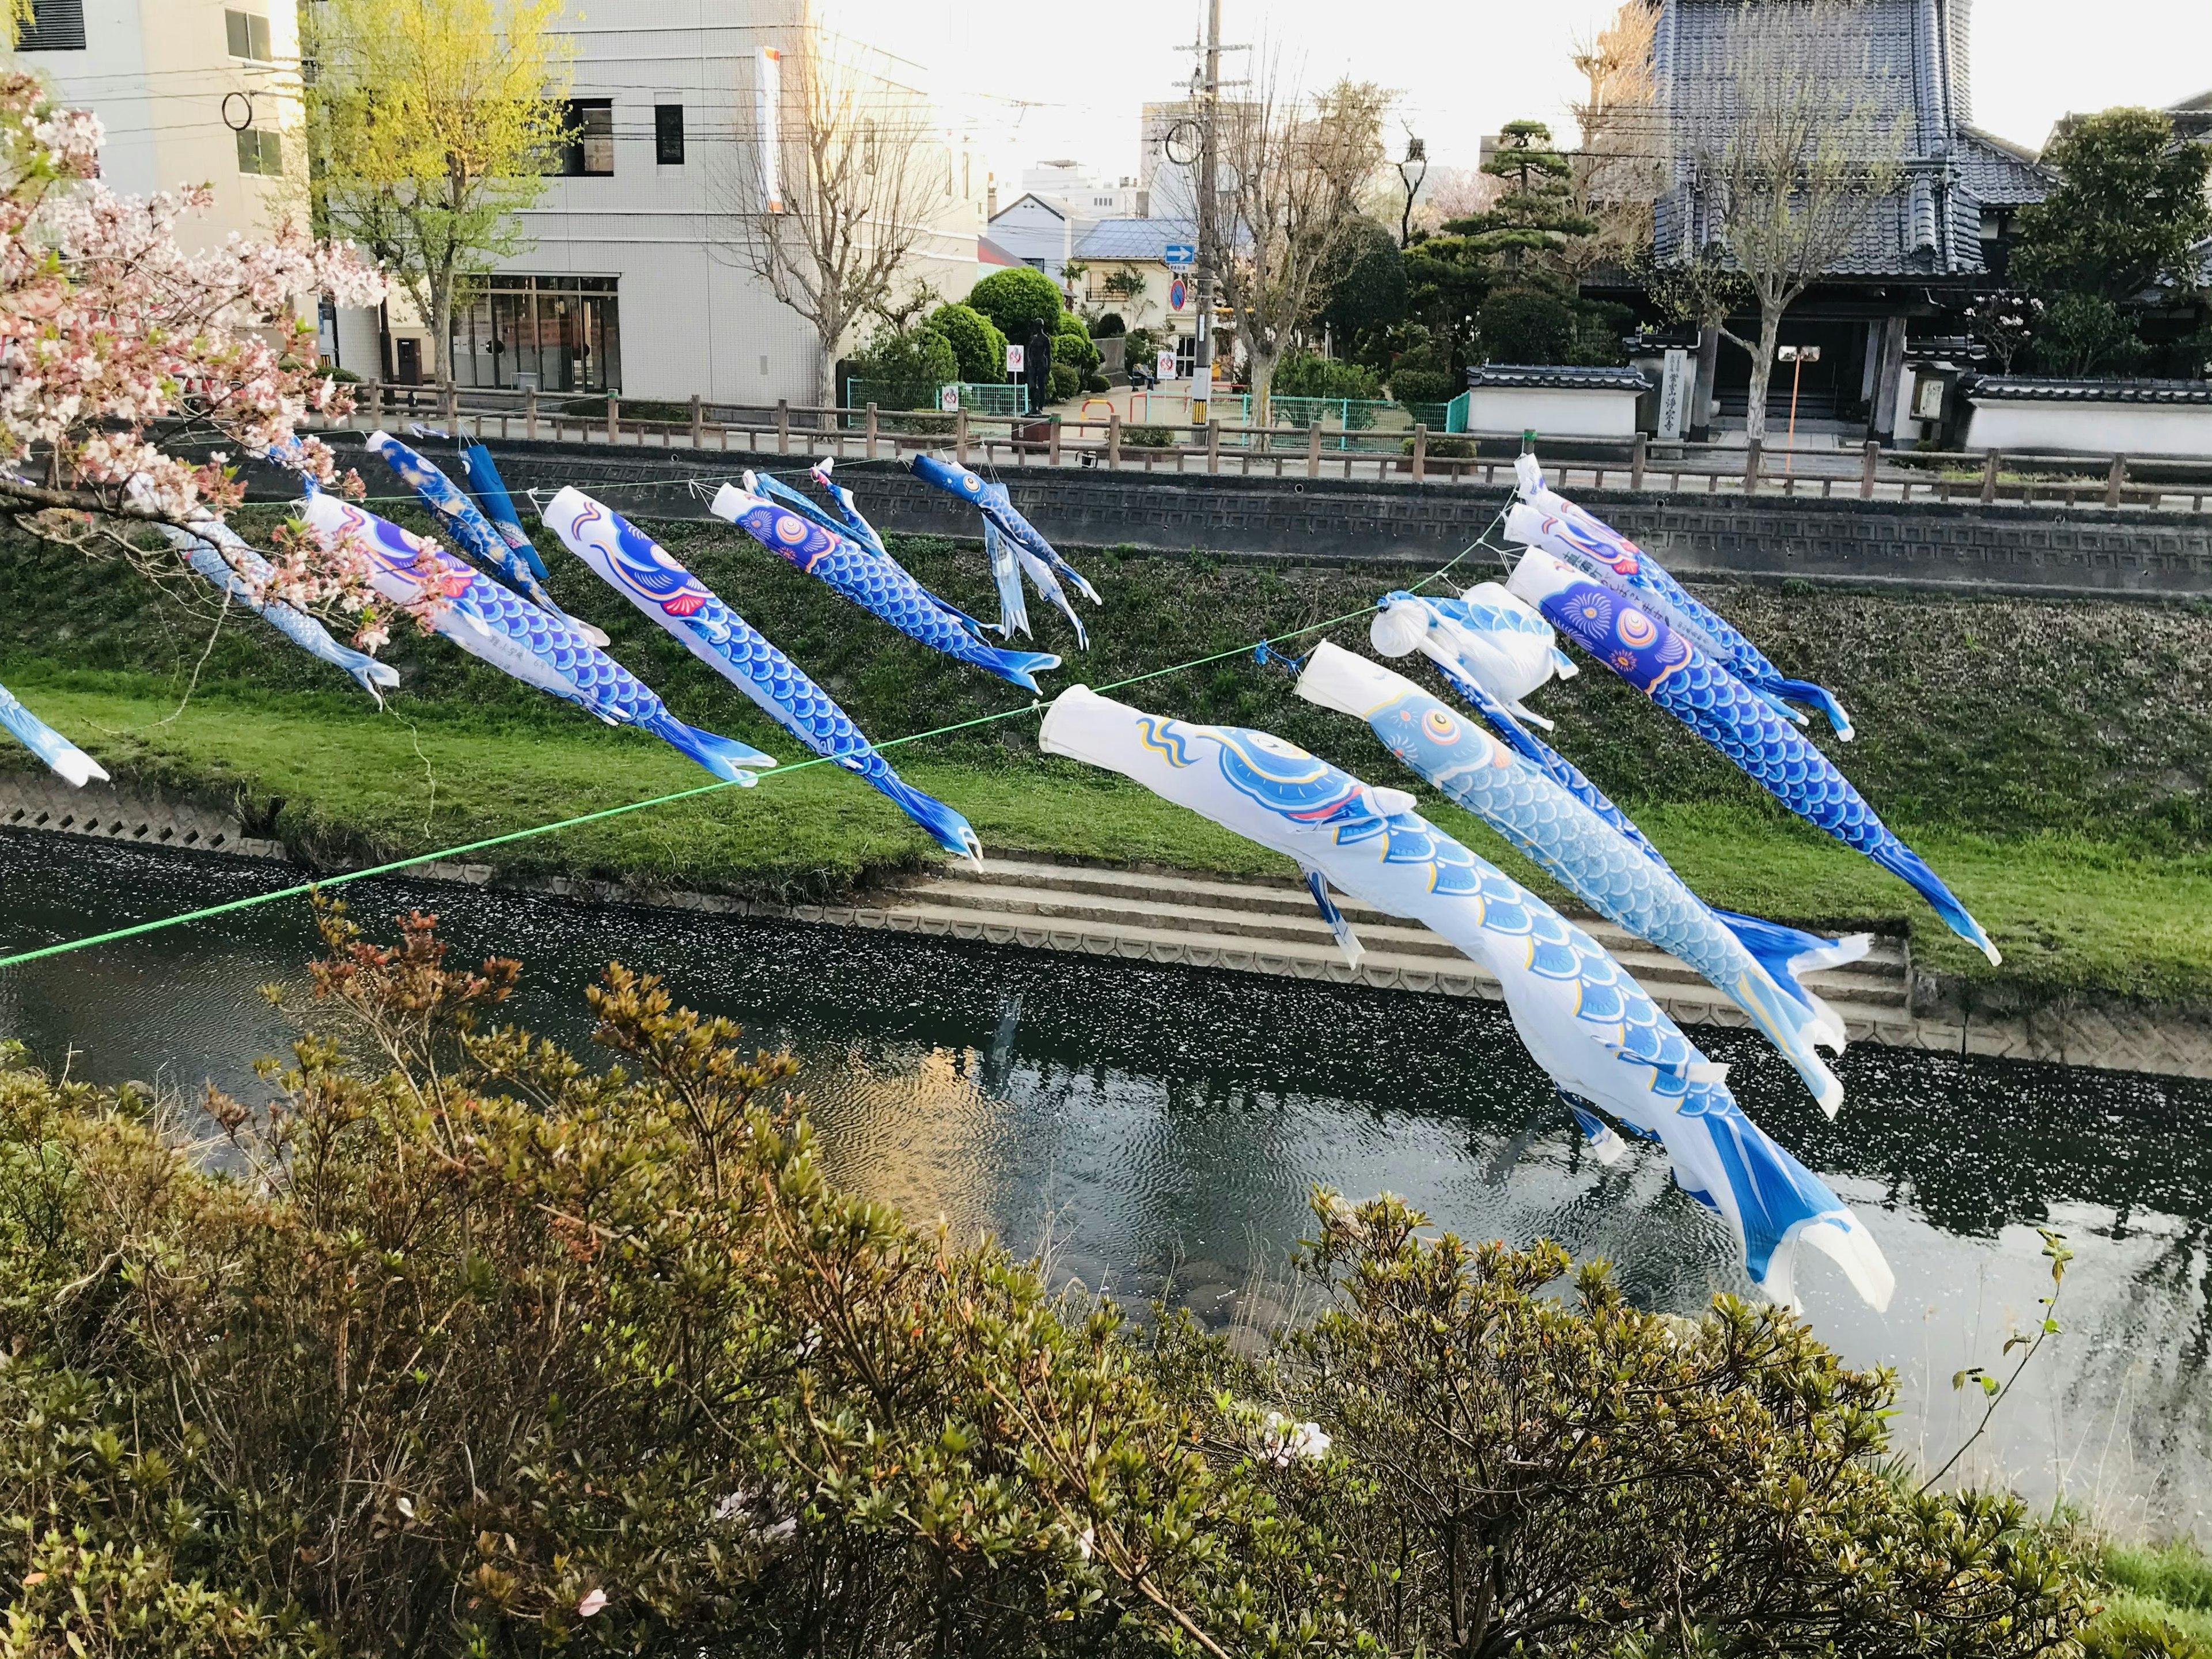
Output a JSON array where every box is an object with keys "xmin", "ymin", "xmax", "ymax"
[
  {"xmin": 0, "ymin": 905, "xmax": 2093, "ymax": 1657},
  {"xmin": 0, "ymin": 71, "xmax": 386, "ymax": 631}
]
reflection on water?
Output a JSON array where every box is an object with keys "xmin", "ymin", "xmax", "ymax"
[{"xmin": 2, "ymin": 829, "xmax": 2207, "ymax": 1541}]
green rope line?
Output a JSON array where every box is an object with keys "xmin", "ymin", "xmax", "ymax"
[{"xmin": 0, "ymin": 509, "xmax": 1510, "ymax": 972}]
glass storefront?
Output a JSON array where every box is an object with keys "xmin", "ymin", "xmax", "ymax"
[{"xmin": 448, "ymin": 276, "xmax": 621, "ymax": 394}]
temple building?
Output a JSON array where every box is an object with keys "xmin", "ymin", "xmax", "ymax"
[{"xmin": 1613, "ymin": 0, "xmax": 2054, "ymax": 443}]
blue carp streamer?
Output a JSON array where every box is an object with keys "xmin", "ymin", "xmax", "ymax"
[
  {"xmin": 161, "ymin": 519, "xmax": 400, "ymax": 706},
  {"xmin": 300, "ymin": 492, "xmax": 772, "ymax": 785},
  {"xmin": 0, "ymin": 680, "xmax": 107, "ymax": 788},
  {"xmin": 1508, "ymin": 453, "xmax": 1853, "ymax": 739},
  {"xmin": 906, "ymin": 452, "xmax": 1100, "ymax": 639},
  {"xmin": 1510, "ymin": 550, "xmax": 1998, "ymax": 964},
  {"xmin": 1298, "ymin": 640, "xmax": 1852, "ymax": 1115},
  {"xmin": 1368, "ymin": 590, "xmax": 1872, "ymax": 1021},
  {"xmin": 1040, "ymin": 685, "xmax": 1895, "ymax": 1311},
  {"xmin": 709, "ymin": 484, "xmax": 1061, "ymax": 693},
  {"xmin": 457, "ymin": 444, "xmax": 551, "ymax": 583},
  {"xmin": 543, "ymin": 486, "xmax": 982, "ymax": 863},
  {"xmin": 741, "ymin": 468, "xmax": 990, "ymax": 639},
  {"xmin": 363, "ymin": 431, "xmax": 606, "ymax": 645}
]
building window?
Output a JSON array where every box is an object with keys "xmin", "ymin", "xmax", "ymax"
[
  {"xmin": 654, "ymin": 104, "xmax": 684, "ymax": 166},
  {"xmin": 224, "ymin": 9, "xmax": 271, "ymax": 62},
  {"xmin": 445, "ymin": 275, "xmax": 621, "ymax": 395},
  {"xmin": 14, "ymin": 0, "xmax": 86, "ymax": 50},
  {"xmin": 236, "ymin": 128, "xmax": 283, "ymax": 176},
  {"xmin": 559, "ymin": 100, "xmax": 614, "ymax": 176}
]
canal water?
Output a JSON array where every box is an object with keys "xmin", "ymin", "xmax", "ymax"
[{"xmin": 2, "ymin": 829, "xmax": 2206, "ymax": 1542}]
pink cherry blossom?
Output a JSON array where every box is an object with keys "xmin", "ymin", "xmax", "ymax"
[{"xmin": 0, "ymin": 70, "xmax": 393, "ymax": 638}]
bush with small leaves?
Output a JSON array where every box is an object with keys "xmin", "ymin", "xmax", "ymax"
[{"xmin": 0, "ymin": 915, "xmax": 2096, "ymax": 1659}]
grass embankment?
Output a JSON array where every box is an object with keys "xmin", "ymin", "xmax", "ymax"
[
  {"xmin": 2087, "ymin": 1540, "xmax": 2212, "ymax": 1656},
  {"xmin": 2, "ymin": 508, "xmax": 2208, "ymax": 1005}
]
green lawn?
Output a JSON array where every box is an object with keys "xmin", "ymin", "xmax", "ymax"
[
  {"xmin": 3, "ymin": 513, "xmax": 2209, "ymax": 1005},
  {"xmin": 4, "ymin": 669, "xmax": 2207, "ymax": 1006}
]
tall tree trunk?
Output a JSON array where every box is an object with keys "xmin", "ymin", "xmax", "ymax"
[
  {"xmin": 1249, "ymin": 349, "xmax": 1278, "ymax": 433},
  {"xmin": 430, "ymin": 262, "xmax": 455, "ymax": 387},
  {"xmin": 816, "ymin": 337, "xmax": 838, "ymax": 414},
  {"xmin": 1744, "ymin": 302, "xmax": 1782, "ymax": 442}
]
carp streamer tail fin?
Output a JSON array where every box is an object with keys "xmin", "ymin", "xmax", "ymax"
[
  {"xmin": 650, "ymin": 717, "xmax": 776, "ymax": 785},
  {"xmin": 979, "ymin": 645, "xmax": 1063, "ymax": 695},
  {"xmin": 867, "ymin": 763, "xmax": 985, "ymax": 865},
  {"xmin": 1766, "ymin": 676, "xmax": 1855, "ymax": 742},
  {"xmin": 1868, "ymin": 836, "xmax": 2001, "ymax": 965},
  {"xmin": 1706, "ymin": 1101, "xmax": 1895, "ymax": 1310},
  {"xmin": 1710, "ymin": 907, "xmax": 1872, "ymax": 1060}
]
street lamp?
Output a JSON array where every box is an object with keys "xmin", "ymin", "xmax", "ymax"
[{"xmin": 1777, "ymin": 343, "xmax": 1820, "ymax": 468}]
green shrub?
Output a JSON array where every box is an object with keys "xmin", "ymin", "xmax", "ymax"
[
  {"xmin": 1124, "ymin": 325, "xmax": 1157, "ymax": 369},
  {"xmin": 1083, "ymin": 371, "xmax": 1109, "ymax": 393},
  {"xmin": 966, "ymin": 266, "xmax": 1063, "ymax": 342},
  {"xmin": 323, "ymin": 365, "xmax": 362, "ymax": 385},
  {"xmin": 1387, "ymin": 335, "xmax": 1460, "ymax": 403},
  {"xmin": 1402, "ymin": 433, "xmax": 1476, "ymax": 457},
  {"xmin": 1046, "ymin": 361, "xmax": 1080, "ymax": 403},
  {"xmin": 926, "ymin": 302, "xmax": 1007, "ymax": 384},
  {"xmin": 1090, "ymin": 311, "xmax": 1126, "ymax": 338},
  {"xmin": 1271, "ymin": 349, "xmax": 1380, "ymax": 401},
  {"xmin": 0, "ymin": 910, "xmax": 2100, "ymax": 1659},
  {"xmin": 850, "ymin": 323, "xmax": 957, "ymax": 407},
  {"xmin": 1479, "ymin": 285, "xmax": 1580, "ymax": 363},
  {"xmin": 1051, "ymin": 329, "xmax": 1100, "ymax": 380},
  {"xmin": 2079, "ymin": 1592, "xmax": 2212, "ymax": 1658},
  {"xmin": 1123, "ymin": 424, "xmax": 1176, "ymax": 448}
]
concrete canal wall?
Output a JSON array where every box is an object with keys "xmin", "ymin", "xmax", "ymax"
[{"xmin": 246, "ymin": 434, "xmax": 2212, "ymax": 601}]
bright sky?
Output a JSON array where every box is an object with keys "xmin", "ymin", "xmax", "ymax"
[{"xmin": 832, "ymin": 0, "xmax": 2212, "ymax": 190}]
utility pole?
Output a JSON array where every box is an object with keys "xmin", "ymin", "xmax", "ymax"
[{"xmin": 1190, "ymin": 0, "xmax": 1220, "ymax": 427}]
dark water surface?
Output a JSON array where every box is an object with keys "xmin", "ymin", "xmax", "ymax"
[{"xmin": 2, "ymin": 829, "xmax": 2207, "ymax": 1541}]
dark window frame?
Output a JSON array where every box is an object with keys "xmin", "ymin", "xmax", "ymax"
[
  {"xmin": 224, "ymin": 9, "xmax": 272, "ymax": 63},
  {"xmin": 235, "ymin": 127, "xmax": 283, "ymax": 177},
  {"xmin": 559, "ymin": 100, "xmax": 615, "ymax": 177},
  {"xmin": 654, "ymin": 104, "xmax": 685, "ymax": 166},
  {"xmin": 14, "ymin": 0, "xmax": 87, "ymax": 51}
]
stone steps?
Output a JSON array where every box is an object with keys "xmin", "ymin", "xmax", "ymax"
[{"xmin": 859, "ymin": 855, "xmax": 1913, "ymax": 1038}]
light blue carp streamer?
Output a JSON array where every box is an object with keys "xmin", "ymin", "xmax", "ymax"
[
  {"xmin": 744, "ymin": 469, "xmax": 990, "ymax": 639},
  {"xmin": 543, "ymin": 487, "xmax": 983, "ymax": 863},
  {"xmin": 301, "ymin": 492, "xmax": 774, "ymax": 786},
  {"xmin": 1512, "ymin": 551, "xmax": 1999, "ymax": 965},
  {"xmin": 160, "ymin": 520, "xmax": 399, "ymax": 706},
  {"xmin": 710, "ymin": 484, "xmax": 1061, "ymax": 693},
  {"xmin": 1297, "ymin": 641, "xmax": 1849, "ymax": 1115},
  {"xmin": 0, "ymin": 680, "xmax": 107, "ymax": 788},
  {"xmin": 459, "ymin": 444, "xmax": 551, "ymax": 582},
  {"xmin": 1509, "ymin": 454, "xmax": 1853, "ymax": 739},
  {"xmin": 1425, "ymin": 591, "xmax": 1580, "ymax": 685},
  {"xmin": 983, "ymin": 521, "xmax": 1029, "ymax": 641},
  {"xmin": 364, "ymin": 431, "xmax": 599, "ymax": 642},
  {"xmin": 907, "ymin": 451, "xmax": 1102, "ymax": 608},
  {"xmin": 1039, "ymin": 686, "xmax": 1894, "ymax": 1311},
  {"xmin": 1371, "ymin": 590, "xmax": 1870, "ymax": 993}
]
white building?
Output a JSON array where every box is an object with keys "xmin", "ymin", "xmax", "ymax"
[
  {"xmin": 985, "ymin": 162, "xmax": 1145, "ymax": 282},
  {"xmin": 14, "ymin": 0, "xmax": 305, "ymax": 251},
  {"xmin": 425, "ymin": 0, "xmax": 984, "ymax": 407}
]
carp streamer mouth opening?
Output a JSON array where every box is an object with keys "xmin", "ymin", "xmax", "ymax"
[{"xmin": 0, "ymin": 510, "xmax": 1512, "ymax": 971}]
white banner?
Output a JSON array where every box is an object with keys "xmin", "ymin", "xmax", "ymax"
[{"xmin": 756, "ymin": 47, "xmax": 784, "ymax": 213}]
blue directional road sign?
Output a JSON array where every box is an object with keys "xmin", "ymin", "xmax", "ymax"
[{"xmin": 1162, "ymin": 243, "xmax": 1197, "ymax": 268}]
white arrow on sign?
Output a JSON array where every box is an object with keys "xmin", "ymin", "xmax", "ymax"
[{"xmin": 1162, "ymin": 243, "xmax": 1196, "ymax": 268}]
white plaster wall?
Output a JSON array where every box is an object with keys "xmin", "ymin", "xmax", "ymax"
[
  {"xmin": 505, "ymin": 0, "xmax": 982, "ymax": 406},
  {"xmin": 1468, "ymin": 386, "xmax": 1639, "ymax": 439},
  {"xmin": 35, "ymin": 0, "xmax": 304, "ymax": 251},
  {"xmin": 984, "ymin": 197, "xmax": 1082, "ymax": 278},
  {"xmin": 1962, "ymin": 399, "xmax": 2212, "ymax": 457}
]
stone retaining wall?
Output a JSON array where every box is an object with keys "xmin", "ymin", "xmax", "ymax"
[{"xmin": 257, "ymin": 434, "xmax": 2212, "ymax": 599}]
